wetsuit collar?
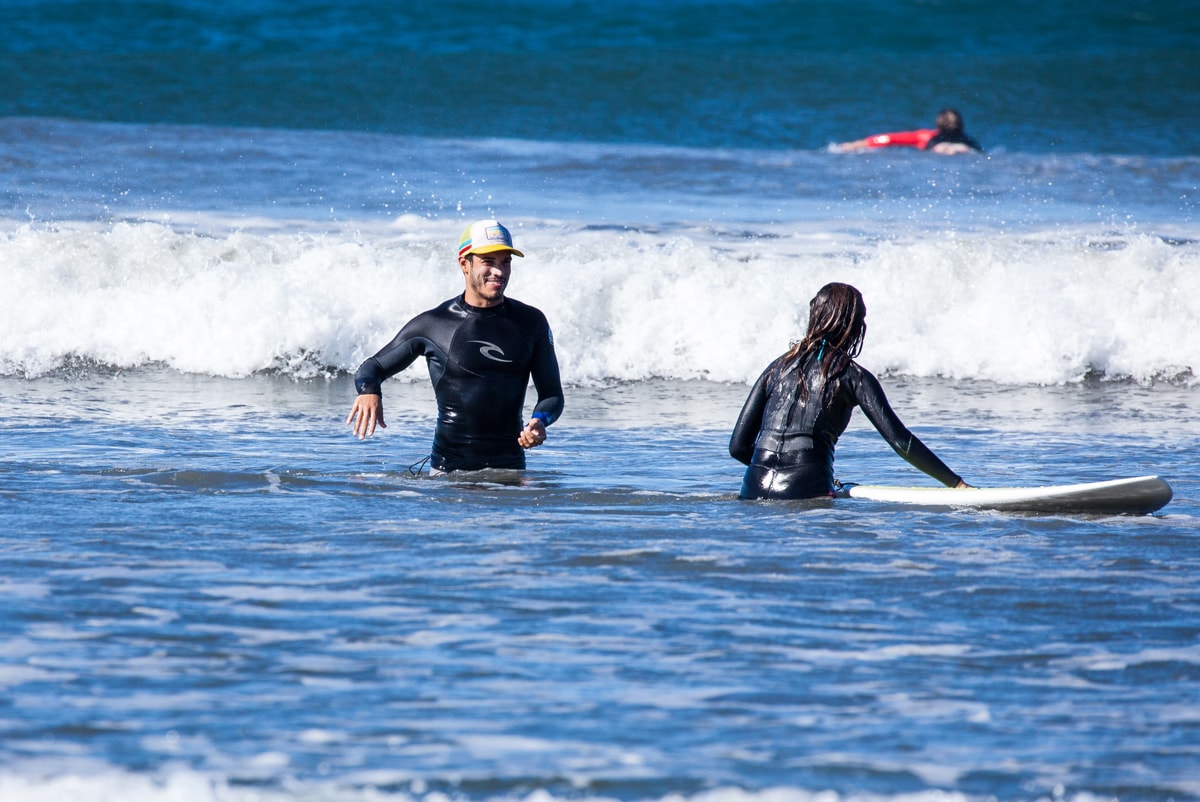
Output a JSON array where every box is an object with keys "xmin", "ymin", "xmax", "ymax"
[{"xmin": 458, "ymin": 293, "xmax": 506, "ymax": 313}]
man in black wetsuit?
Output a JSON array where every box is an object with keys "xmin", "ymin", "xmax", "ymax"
[{"xmin": 346, "ymin": 220, "xmax": 564, "ymax": 473}]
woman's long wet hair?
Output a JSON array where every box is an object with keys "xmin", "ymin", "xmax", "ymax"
[{"xmin": 782, "ymin": 282, "xmax": 867, "ymax": 402}]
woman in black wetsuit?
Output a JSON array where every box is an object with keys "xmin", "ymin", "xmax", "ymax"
[{"xmin": 729, "ymin": 282, "xmax": 970, "ymax": 500}]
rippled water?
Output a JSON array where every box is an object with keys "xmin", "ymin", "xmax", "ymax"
[{"xmin": 2, "ymin": 371, "xmax": 1197, "ymax": 801}]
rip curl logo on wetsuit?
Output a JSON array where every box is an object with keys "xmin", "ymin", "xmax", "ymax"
[{"xmin": 468, "ymin": 340, "xmax": 513, "ymax": 363}]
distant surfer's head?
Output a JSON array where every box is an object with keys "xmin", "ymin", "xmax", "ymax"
[
  {"xmin": 457, "ymin": 219, "xmax": 524, "ymax": 259},
  {"xmin": 806, "ymin": 282, "xmax": 867, "ymax": 358},
  {"xmin": 935, "ymin": 108, "xmax": 964, "ymax": 134}
]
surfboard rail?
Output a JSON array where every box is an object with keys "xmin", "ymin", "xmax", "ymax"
[{"xmin": 838, "ymin": 475, "xmax": 1172, "ymax": 515}]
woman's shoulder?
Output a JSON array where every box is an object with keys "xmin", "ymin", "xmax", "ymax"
[{"xmin": 842, "ymin": 360, "xmax": 887, "ymax": 394}]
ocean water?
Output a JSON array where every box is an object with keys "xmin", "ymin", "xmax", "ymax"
[{"xmin": 2, "ymin": 2, "xmax": 1200, "ymax": 801}]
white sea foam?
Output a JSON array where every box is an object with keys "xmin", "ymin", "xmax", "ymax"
[
  {"xmin": 2, "ymin": 220, "xmax": 1197, "ymax": 386},
  {"xmin": 2, "ymin": 766, "xmax": 1172, "ymax": 802}
]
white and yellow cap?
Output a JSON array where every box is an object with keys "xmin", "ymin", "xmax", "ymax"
[{"xmin": 457, "ymin": 219, "xmax": 524, "ymax": 258}]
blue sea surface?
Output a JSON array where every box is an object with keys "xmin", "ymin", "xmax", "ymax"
[
  {"xmin": 2, "ymin": 2, "xmax": 1199, "ymax": 801},
  {"xmin": 2, "ymin": 374, "xmax": 1199, "ymax": 802},
  {"xmin": 2, "ymin": 0, "xmax": 1198, "ymax": 154}
]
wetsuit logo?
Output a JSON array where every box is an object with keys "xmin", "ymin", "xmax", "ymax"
[{"xmin": 468, "ymin": 340, "xmax": 513, "ymax": 363}]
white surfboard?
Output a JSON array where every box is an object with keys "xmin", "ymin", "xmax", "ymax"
[{"xmin": 838, "ymin": 475, "xmax": 1172, "ymax": 515}]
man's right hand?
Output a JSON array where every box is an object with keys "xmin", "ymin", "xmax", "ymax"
[{"xmin": 346, "ymin": 393, "xmax": 386, "ymax": 439}]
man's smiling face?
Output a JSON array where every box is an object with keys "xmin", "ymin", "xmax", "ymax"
[{"xmin": 460, "ymin": 251, "xmax": 512, "ymax": 307}]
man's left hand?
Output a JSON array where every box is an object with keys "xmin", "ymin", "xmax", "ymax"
[{"xmin": 518, "ymin": 419, "xmax": 547, "ymax": 449}]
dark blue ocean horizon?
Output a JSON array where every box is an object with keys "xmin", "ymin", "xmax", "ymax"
[{"xmin": 3, "ymin": 0, "xmax": 1198, "ymax": 156}]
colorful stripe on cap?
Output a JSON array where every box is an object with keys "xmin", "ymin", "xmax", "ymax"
[{"xmin": 457, "ymin": 220, "xmax": 524, "ymax": 258}]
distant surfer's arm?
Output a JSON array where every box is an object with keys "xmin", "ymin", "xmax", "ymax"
[
  {"xmin": 520, "ymin": 321, "xmax": 565, "ymax": 450},
  {"xmin": 835, "ymin": 130, "xmax": 936, "ymax": 152},
  {"xmin": 852, "ymin": 368, "xmax": 964, "ymax": 487},
  {"xmin": 729, "ymin": 369, "xmax": 770, "ymax": 465},
  {"xmin": 834, "ymin": 138, "xmax": 873, "ymax": 153}
]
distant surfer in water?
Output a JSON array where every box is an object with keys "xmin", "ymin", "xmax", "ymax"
[
  {"xmin": 729, "ymin": 282, "xmax": 970, "ymax": 500},
  {"xmin": 346, "ymin": 220, "xmax": 564, "ymax": 473},
  {"xmin": 834, "ymin": 108, "xmax": 983, "ymax": 154}
]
